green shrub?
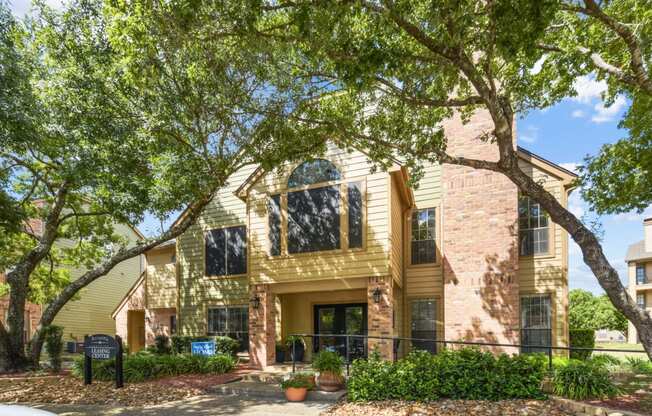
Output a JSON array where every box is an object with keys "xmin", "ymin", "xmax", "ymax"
[
  {"xmin": 72, "ymin": 352, "xmax": 235, "ymax": 383},
  {"xmin": 281, "ymin": 372, "xmax": 314, "ymax": 390},
  {"xmin": 154, "ymin": 335, "xmax": 172, "ymax": 355},
  {"xmin": 44, "ymin": 325, "xmax": 64, "ymax": 373},
  {"xmin": 347, "ymin": 348, "xmax": 547, "ymax": 402},
  {"xmin": 214, "ymin": 336, "xmax": 239, "ymax": 356},
  {"xmin": 569, "ymin": 329, "xmax": 595, "ymax": 360},
  {"xmin": 553, "ymin": 359, "xmax": 619, "ymax": 399},
  {"xmin": 171, "ymin": 336, "xmax": 192, "ymax": 354},
  {"xmin": 625, "ymin": 356, "xmax": 652, "ymax": 375},
  {"xmin": 312, "ymin": 350, "xmax": 344, "ymax": 375},
  {"xmin": 169, "ymin": 335, "xmax": 239, "ymax": 356}
]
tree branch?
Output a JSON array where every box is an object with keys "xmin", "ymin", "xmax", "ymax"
[{"xmin": 375, "ymin": 77, "xmax": 484, "ymax": 108}]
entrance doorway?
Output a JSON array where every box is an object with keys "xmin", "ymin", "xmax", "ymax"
[
  {"xmin": 127, "ymin": 310, "xmax": 146, "ymax": 353},
  {"xmin": 314, "ymin": 303, "xmax": 367, "ymax": 359}
]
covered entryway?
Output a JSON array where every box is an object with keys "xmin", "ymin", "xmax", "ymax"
[
  {"xmin": 127, "ymin": 310, "xmax": 145, "ymax": 353},
  {"xmin": 314, "ymin": 303, "xmax": 367, "ymax": 359}
]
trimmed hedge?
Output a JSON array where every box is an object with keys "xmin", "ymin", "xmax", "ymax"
[
  {"xmin": 347, "ymin": 348, "xmax": 547, "ymax": 402},
  {"xmin": 171, "ymin": 335, "xmax": 239, "ymax": 357},
  {"xmin": 553, "ymin": 358, "xmax": 619, "ymax": 399},
  {"xmin": 569, "ymin": 329, "xmax": 595, "ymax": 360},
  {"xmin": 72, "ymin": 351, "xmax": 235, "ymax": 383}
]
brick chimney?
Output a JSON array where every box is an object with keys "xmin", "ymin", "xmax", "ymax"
[{"xmin": 645, "ymin": 218, "xmax": 652, "ymax": 253}]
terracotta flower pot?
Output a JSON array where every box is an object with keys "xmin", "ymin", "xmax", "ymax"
[
  {"xmin": 284, "ymin": 387, "xmax": 308, "ymax": 402},
  {"xmin": 317, "ymin": 371, "xmax": 344, "ymax": 392}
]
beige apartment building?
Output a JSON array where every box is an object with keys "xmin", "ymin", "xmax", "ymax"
[
  {"xmin": 626, "ymin": 218, "xmax": 652, "ymax": 344},
  {"xmin": 114, "ymin": 110, "xmax": 575, "ymax": 368}
]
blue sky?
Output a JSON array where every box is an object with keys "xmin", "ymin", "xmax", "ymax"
[{"xmin": 9, "ymin": 1, "xmax": 643, "ymax": 295}]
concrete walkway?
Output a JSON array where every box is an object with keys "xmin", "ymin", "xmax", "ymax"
[{"xmin": 29, "ymin": 395, "xmax": 332, "ymax": 416}]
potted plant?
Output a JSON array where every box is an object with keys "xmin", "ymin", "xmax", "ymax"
[
  {"xmin": 276, "ymin": 342, "xmax": 286, "ymax": 363},
  {"xmin": 281, "ymin": 373, "xmax": 313, "ymax": 402},
  {"xmin": 285, "ymin": 335, "xmax": 306, "ymax": 362},
  {"xmin": 312, "ymin": 350, "xmax": 344, "ymax": 392}
]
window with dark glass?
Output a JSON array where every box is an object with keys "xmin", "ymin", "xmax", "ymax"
[
  {"xmin": 411, "ymin": 299, "xmax": 436, "ymax": 353},
  {"xmin": 287, "ymin": 159, "xmax": 340, "ymax": 188},
  {"xmin": 170, "ymin": 315, "xmax": 177, "ymax": 335},
  {"xmin": 348, "ymin": 182, "xmax": 363, "ymax": 249},
  {"xmin": 521, "ymin": 295, "xmax": 552, "ymax": 353},
  {"xmin": 519, "ymin": 196, "xmax": 549, "ymax": 256},
  {"xmin": 268, "ymin": 195, "xmax": 281, "ymax": 256},
  {"xmin": 638, "ymin": 294, "xmax": 646, "ymax": 309},
  {"xmin": 411, "ymin": 208, "xmax": 436, "ymax": 264},
  {"xmin": 287, "ymin": 186, "xmax": 340, "ymax": 253},
  {"xmin": 205, "ymin": 226, "xmax": 247, "ymax": 276},
  {"xmin": 637, "ymin": 264, "xmax": 647, "ymax": 285},
  {"xmin": 207, "ymin": 306, "xmax": 248, "ymax": 351}
]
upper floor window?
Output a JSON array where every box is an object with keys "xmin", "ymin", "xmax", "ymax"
[
  {"xmin": 288, "ymin": 186, "xmax": 341, "ymax": 253},
  {"xmin": 411, "ymin": 208, "xmax": 436, "ymax": 264},
  {"xmin": 519, "ymin": 196, "xmax": 549, "ymax": 256},
  {"xmin": 287, "ymin": 159, "xmax": 341, "ymax": 188},
  {"xmin": 637, "ymin": 264, "xmax": 647, "ymax": 285},
  {"xmin": 205, "ymin": 225, "xmax": 247, "ymax": 276},
  {"xmin": 638, "ymin": 293, "xmax": 646, "ymax": 309}
]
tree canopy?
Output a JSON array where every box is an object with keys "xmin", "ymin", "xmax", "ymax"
[{"xmin": 569, "ymin": 289, "xmax": 628, "ymax": 333}]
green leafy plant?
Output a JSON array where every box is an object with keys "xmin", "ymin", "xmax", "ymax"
[
  {"xmin": 154, "ymin": 334, "xmax": 172, "ymax": 355},
  {"xmin": 43, "ymin": 325, "xmax": 64, "ymax": 372},
  {"xmin": 625, "ymin": 357, "xmax": 652, "ymax": 375},
  {"xmin": 281, "ymin": 372, "xmax": 314, "ymax": 390},
  {"xmin": 285, "ymin": 335, "xmax": 306, "ymax": 349},
  {"xmin": 347, "ymin": 348, "xmax": 547, "ymax": 402},
  {"xmin": 552, "ymin": 359, "xmax": 619, "ymax": 400},
  {"xmin": 72, "ymin": 352, "xmax": 235, "ymax": 383},
  {"xmin": 569, "ymin": 329, "xmax": 595, "ymax": 360},
  {"xmin": 312, "ymin": 350, "xmax": 344, "ymax": 375}
]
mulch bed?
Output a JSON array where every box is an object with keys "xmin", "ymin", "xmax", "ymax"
[
  {"xmin": 323, "ymin": 400, "xmax": 574, "ymax": 415},
  {"xmin": 0, "ymin": 365, "xmax": 250, "ymax": 407}
]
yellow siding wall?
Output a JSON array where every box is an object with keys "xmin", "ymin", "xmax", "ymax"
[
  {"xmin": 248, "ymin": 144, "xmax": 390, "ymax": 283},
  {"xmin": 389, "ymin": 175, "xmax": 404, "ymax": 286},
  {"xmin": 517, "ymin": 159, "xmax": 569, "ymax": 348},
  {"xmin": 146, "ymin": 245, "xmax": 177, "ymax": 309},
  {"xmin": 177, "ymin": 165, "xmax": 256, "ymax": 336},
  {"xmin": 54, "ymin": 223, "xmax": 143, "ymax": 341}
]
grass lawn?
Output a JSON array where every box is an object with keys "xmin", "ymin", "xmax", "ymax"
[{"xmin": 594, "ymin": 342, "xmax": 647, "ymax": 360}]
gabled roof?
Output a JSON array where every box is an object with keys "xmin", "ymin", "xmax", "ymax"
[
  {"xmin": 516, "ymin": 146, "xmax": 578, "ymax": 188},
  {"xmin": 111, "ymin": 271, "xmax": 145, "ymax": 319}
]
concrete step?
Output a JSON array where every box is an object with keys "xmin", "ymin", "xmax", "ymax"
[
  {"xmin": 209, "ymin": 381, "xmax": 346, "ymax": 403},
  {"xmin": 240, "ymin": 372, "xmax": 285, "ymax": 383}
]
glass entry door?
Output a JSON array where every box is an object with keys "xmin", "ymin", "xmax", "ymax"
[{"xmin": 314, "ymin": 303, "xmax": 367, "ymax": 359}]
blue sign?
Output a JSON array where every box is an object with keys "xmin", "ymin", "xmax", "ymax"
[{"xmin": 191, "ymin": 341, "xmax": 216, "ymax": 356}]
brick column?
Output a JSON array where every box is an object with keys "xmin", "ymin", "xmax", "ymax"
[
  {"xmin": 441, "ymin": 111, "xmax": 520, "ymax": 351},
  {"xmin": 248, "ymin": 284, "xmax": 276, "ymax": 369},
  {"xmin": 367, "ymin": 276, "xmax": 394, "ymax": 360}
]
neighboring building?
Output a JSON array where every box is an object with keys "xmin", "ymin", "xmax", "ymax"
[
  {"xmin": 626, "ymin": 218, "xmax": 652, "ymax": 344},
  {"xmin": 595, "ymin": 329, "xmax": 625, "ymax": 343},
  {"xmin": 115, "ymin": 111, "xmax": 575, "ymax": 368},
  {"xmin": 113, "ymin": 240, "xmax": 177, "ymax": 352},
  {"xmin": 0, "ymin": 220, "xmax": 144, "ymax": 344}
]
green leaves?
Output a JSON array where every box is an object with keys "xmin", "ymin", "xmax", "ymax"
[{"xmin": 569, "ymin": 289, "xmax": 628, "ymax": 333}]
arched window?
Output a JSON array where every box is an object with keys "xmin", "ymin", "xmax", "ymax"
[{"xmin": 287, "ymin": 159, "xmax": 340, "ymax": 188}]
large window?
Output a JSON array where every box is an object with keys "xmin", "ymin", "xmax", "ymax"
[
  {"xmin": 637, "ymin": 264, "xmax": 647, "ymax": 285},
  {"xmin": 267, "ymin": 160, "xmax": 364, "ymax": 256},
  {"xmin": 519, "ymin": 196, "xmax": 549, "ymax": 256},
  {"xmin": 410, "ymin": 299, "xmax": 436, "ymax": 353},
  {"xmin": 638, "ymin": 294, "xmax": 646, "ymax": 309},
  {"xmin": 288, "ymin": 186, "xmax": 341, "ymax": 253},
  {"xmin": 205, "ymin": 226, "xmax": 247, "ymax": 276},
  {"xmin": 521, "ymin": 295, "xmax": 552, "ymax": 353},
  {"xmin": 207, "ymin": 306, "xmax": 248, "ymax": 351},
  {"xmin": 411, "ymin": 208, "xmax": 436, "ymax": 264}
]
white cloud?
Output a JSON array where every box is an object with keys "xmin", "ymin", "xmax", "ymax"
[
  {"xmin": 530, "ymin": 56, "xmax": 546, "ymax": 75},
  {"xmin": 591, "ymin": 96, "xmax": 627, "ymax": 123},
  {"xmin": 571, "ymin": 109, "xmax": 586, "ymax": 118},
  {"xmin": 519, "ymin": 125, "xmax": 539, "ymax": 144},
  {"xmin": 571, "ymin": 76, "xmax": 607, "ymax": 104},
  {"xmin": 612, "ymin": 205, "xmax": 652, "ymax": 223},
  {"xmin": 559, "ymin": 162, "xmax": 580, "ymax": 174},
  {"xmin": 568, "ymin": 190, "xmax": 587, "ymax": 219}
]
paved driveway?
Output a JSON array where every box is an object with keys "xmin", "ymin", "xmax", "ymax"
[{"xmin": 29, "ymin": 395, "xmax": 332, "ymax": 416}]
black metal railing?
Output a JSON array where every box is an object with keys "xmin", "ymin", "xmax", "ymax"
[{"xmin": 288, "ymin": 333, "xmax": 647, "ymax": 376}]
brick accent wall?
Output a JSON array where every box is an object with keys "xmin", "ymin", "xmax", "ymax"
[
  {"xmin": 367, "ymin": 276, "xmax": 394, "ymax": 359},
  {"xmin": 248, "ymin": 284, "xmax": 276, "ymax": 368},
  {"xmin": 441, "ymin": 111, "xmax": 520, "ymax": 350}
]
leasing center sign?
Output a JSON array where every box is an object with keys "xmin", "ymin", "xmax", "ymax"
[{"xmin": 84, "ymin": 334, "xmax": 118, "ymax": 360}]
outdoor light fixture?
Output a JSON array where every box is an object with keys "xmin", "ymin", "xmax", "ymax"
[
  {"xmin": 372, "ymin": 287, "xmax": 382, "ymax": 304},
  {"xmin": 250, "ymin": 294, "xmax": 261, "ymax": 310}
]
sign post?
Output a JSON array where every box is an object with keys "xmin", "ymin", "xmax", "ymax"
[{"xmin": 83, "ymin": 334, "xmax": 123, "ymax": 388}]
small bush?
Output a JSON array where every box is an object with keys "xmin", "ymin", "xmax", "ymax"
[
  {"xmin": 347, "ymin": 348, "xmax": 547, "ymax": 402},
  {"xmin": 569, "ymin": 329, "xmax": 595, "ymax": 360},
  {"xmin": 154, "ymin": 335, "xmax": 172, "ymax": 355},
  {"xmin": 72, "ymin": 352, "xmax": 235, "ymax": 383},
  {"xmin": 171, "ymin": 335, "xmax": 192, "ymax": 354},
  {"xmin": 625, "ymin": 356, "xmax": 652, "ymax": 375},
  {"xmin": 281, "ymin": 372, "xmax": 314, "ymax": 390},
  {"xmin": 312, "ymin": 350, "xmax": 344, "ymax": 375},
  {"xmin": 552, "ymin": 359, "xmax": 619, "ymax": 399},
  {"xmin": 44, "ymin": 325, "xmax": 64, "ymax": 372}
]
